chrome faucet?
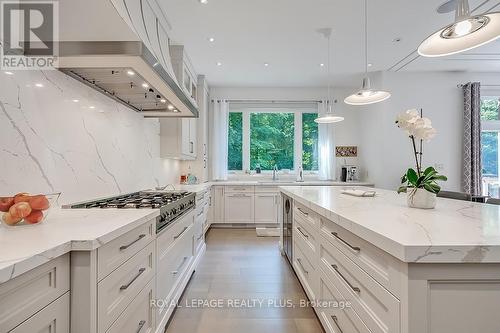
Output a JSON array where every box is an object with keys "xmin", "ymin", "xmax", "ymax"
[{"xmin": 272, "ymin": 165, "xmax": 279, "ymax": 181}]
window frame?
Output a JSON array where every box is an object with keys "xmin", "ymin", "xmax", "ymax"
[
  {"xmin": 227, "ymin": 107, "xmax": 318, "ymax": 174},
  {"xmin": 480, "ymin": 92, "xmax": 500, "ymax": 197}
]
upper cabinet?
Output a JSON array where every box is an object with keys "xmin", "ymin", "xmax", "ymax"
[{"xmin": 170, "ymin": 45, "xmax": 199, "ymax": 107}]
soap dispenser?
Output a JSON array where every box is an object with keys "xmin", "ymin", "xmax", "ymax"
[{"xmin": 296, "ymin": 166, "xmax": 304, "ymax": 182}]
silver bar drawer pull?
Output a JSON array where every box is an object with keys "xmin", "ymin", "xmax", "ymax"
[
  {"xmin": 120, "ymin": 268, "xmax": 146, "ymax": 290},
  {"xmin": 331, "ymin": 232, "xmax": 360, "ymax": 252},
  {"xmin": 297, "ymin": 258, "xmax": 309, "ymax": 275},
  {"xmin": 197, "ymin": 209, "xmax": 204, "ymax": 217},
  {"xmin": 119, "ymin": 234, "xmax": 146, "ymax": 251},
  {"xmin": 331, "ymin": 316, "xmax": 344, "ymax": 333},
  {"xmin": 331, "ymin": 264, "xmax": 360, "ymax": 292},
  {"xmin": 297, "ymin": 227, "xmax": 309, "ymax": 238},
  {"xmin": 172, "ymin": 256, "xmax": 188, "ymax": 275},
  {"xmin": 297, "ymin": 207, "xmax": 309, "ymax": 216},
  {"xmin": 174, "ymin": 227, "xmax": 188, "ymax": 239},
  {"xmin": 136, "ymin": 320, "xmax": 146, "ymax": 333}
]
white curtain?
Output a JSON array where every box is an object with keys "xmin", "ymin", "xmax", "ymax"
[
  {"xmin": 318, "ymin": 100, "xmax": 336, "ymax": 180},
  {"xmin": 211, "ymin": 99, "xmax": 229, "ymax": 180}
]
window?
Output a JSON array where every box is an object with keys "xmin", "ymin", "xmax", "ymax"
[
  {"xmin": 480, "ymin": 95, "xmax": 500, "ymax": 197},
  {"xmin": 302, "ymin": 113, "xmax": 319, "ymax": 171},
  {"xmin": 250, "ymin": 113, "xmax": 295, "ymax": 170},
  {"xmin": 227, "ymin": 108, "xmax": 319, "ymax": 172}
]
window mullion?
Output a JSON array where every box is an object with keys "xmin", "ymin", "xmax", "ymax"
[
  {"xmin": 294, "ymin": 111, "xmax": 302, "ymax": 172},
  {"xmin": 242, "ymin": 111, "xmax": 250, "ymax": 171}
]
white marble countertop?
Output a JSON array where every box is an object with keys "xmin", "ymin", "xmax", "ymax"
[
  {"xmin": 280, "ymin": 186, "xmax": 500, "ymax": 263},
  {"xmin": 175, "ymin": 181, "xmax": 373, "ymax": 193},
  {"xmin": 0, "ymin": 208, "xmax": 159, "ymax": 284}
]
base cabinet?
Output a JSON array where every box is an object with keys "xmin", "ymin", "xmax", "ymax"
[
  {"xmin": 254, "ymin": 193, "xmax": 279, "ymax": 224},
  {"xmin": 10, "ymin": 293, "xmax": 70, "ymax": 333},
  {"xmin": 224, "ymin": 193, "xmax": 255, "ymax": 223}
]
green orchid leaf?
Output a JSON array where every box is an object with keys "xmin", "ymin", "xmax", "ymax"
[
  {"xmin": 423, "ymin": 166, "xmax": 436, "ymax": 175},
  {"xmin": 406, "ymin": 168, "xmax": 418, "ymax": 185},
  {"xmin": 397, "ymin": 186, "xmax": 408, "ymax": 194}
]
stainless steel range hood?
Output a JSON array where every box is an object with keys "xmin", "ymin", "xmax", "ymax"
[{"xmin": 55, "ymin": 41, "xmax": 198, "ymax": 118}]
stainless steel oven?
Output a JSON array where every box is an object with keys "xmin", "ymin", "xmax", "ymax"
[{"xmin": 282, "ymin": 195, "xmax": 293, "ymax": 263}]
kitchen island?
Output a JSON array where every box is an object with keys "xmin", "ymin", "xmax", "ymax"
[{"xmin": 280, "ymin": 186, "xmax": 500, "ymax": 333}]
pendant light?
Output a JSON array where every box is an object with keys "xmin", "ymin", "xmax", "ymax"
[
  {"xmin": 418, "ymin": 0, "xmax": 500, "ymax": 57},
  {"xmin": 315, "ymin": 28, "xmax": 344, "ymax": 124},
  {"xmin": 344, "ymin": 0, "xmax": 391, "ymax": 106}
]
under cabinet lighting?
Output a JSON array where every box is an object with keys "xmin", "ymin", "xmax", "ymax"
[
  {"xmin": 216, "ymin": 62, "xmax": 222, "ymax": 66},
  {"xmin": 167, "ymin": 104, "xmax": 175, "ymax": 110},
  {"xmin": 142, "ymin": 83, "xmax": 149, "ymax": 88},
  {"xmin": 89, "ymin": 106, "xmax": 95, "ymax": 109},
  {"xmin": 72, "ymin": 99, "xmax": 79, "ymax": 103},
  {"xmin": 264, "ymin": 63, "xmax": 269, "ymax": 67},
  {"xmin": 4, "ymin": 71, "xmax": 13, "ymax": 75},
  {"xmin": 199, "ymin": 0, "xmax": 208, "ymax": 4},
  {"xmin": 160, "ymin": 99, "xmax": 167, "ymax": 103},
  {"xmin": 127, "ymin": 70, "xmax": 135, "ymax": 76},
  {"xmin": 35, "ymin": 83, "xmax": 44, "ymax": 88},
  {"xmin": 319, "ymin": 63, "xmax": 325, "ymax": 67},
  {"xmin": 208, "ymin": 37, "xmax": 215, "ymax": 42}
]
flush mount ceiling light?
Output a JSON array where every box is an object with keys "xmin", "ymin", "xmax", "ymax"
[
  {"xmin": 314, "ymin": 28, "xmax": 344, "ymax": 124},
  {"xmin": 418, "ymin": 0, "xmax": 500, "ymax": 57},
  {"xmin": 345, "ymin": 0, "xmax": 391, "ymax": 106}
]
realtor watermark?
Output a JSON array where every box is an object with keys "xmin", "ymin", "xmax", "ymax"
[
  {"xmin": 1, "ymin": 0, "xmax": 58, "ymax": 70},
  {"xmin": 150, "ymin": 298, "xmax": 352, "ymax": 310}
]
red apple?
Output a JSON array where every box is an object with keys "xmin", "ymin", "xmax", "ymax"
[
  {"xmin": 24, "ymin": 210, "xmax": 44, "ymax": 224},
  {"xmin": 0, "ymin": 197, "xmax": 15, "ymax": 212},
  {"xmin": 9, "ymin": 202, "xmax": 32, "ymax": 219},
  {"xmin": 29, "ymin": 195, "xmax": 50, "ymax": 211},
  {"xmin": 14, "ymin": 193, "xmax": 31, "ymax": 204},
  {"xmin": 2, "ymin": 212, "xmax": 22, "ymax": 225}
]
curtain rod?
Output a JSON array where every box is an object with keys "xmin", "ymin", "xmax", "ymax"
[
  {"xmin": 457, "ymin": 84, "xmax": 500, "ymax": 88},
  {"xmin": 211, "ymin": 99, "xmax": 322, "ymax": 103}
]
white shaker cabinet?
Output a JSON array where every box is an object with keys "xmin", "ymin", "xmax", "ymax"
[
  {"xmin": 224, "ymin": 193, "xmax": 255, "ymax": 223},
  {"xmin": 160, "ymin": 118, "xmax": 197, "ymax": 160},
  {"xmin": 254, "ymin": 193, "xmax": 279, "ymax": 224},
  {"xmin": 10, "ymin": 293, "xmax": 70, "ymax": 333}
]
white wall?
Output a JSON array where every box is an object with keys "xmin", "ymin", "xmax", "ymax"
[
  {"xmin": 210, "ymin": 87, "xmax": 363, "ymax": 180},
  {"xmin": 0, "ymin": 69, "xmax": 180, "ymax": 204},
  {"xmin": 359, "ymin": 71, "xmax": 500, "ymax": 191}
]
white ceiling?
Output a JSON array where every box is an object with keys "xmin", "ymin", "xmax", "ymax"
[{"xmin": 158, "ymin": 0, "xmax": 500, "ymax": 87}]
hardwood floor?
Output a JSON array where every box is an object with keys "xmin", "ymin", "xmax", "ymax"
[{"xmin": 165, "ymin": 228, "xmax": 323, "ymax": 333}]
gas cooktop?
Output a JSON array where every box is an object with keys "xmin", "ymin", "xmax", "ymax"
[{"xmin": 65, "ymin": 191, "xmax": 196, "ymax": 232}]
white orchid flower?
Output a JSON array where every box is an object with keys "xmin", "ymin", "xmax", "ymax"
[{"xmin": 396, "ymin": 109, "xmax": 419, "ymax": 132}]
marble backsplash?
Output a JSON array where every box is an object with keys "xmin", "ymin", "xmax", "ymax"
[{"xmin": 0, "ymin": 69, "xmax": 179, "ymax": 204}]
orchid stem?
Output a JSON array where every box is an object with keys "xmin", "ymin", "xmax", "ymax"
[{"xmin": 411, "ymin": 136, "xmax": 421, "ymax": 175}]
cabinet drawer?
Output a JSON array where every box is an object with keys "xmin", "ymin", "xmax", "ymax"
[
  {"xmin": 0, "ymin": 255, "xmax": 69, "ymax": 331},
  {"xmin": 157, "ymin": 210, "xmax": 194, "ymax": 252},
  {"xmin": 320, "ymin": 216, "xmax": 403, "ymax": 297},
  {"xmin": 224, "ymin": 185, "xmax": 254, "ymax": 193},
  {"xmin": 156, "ymin": 224, "xmax": 194, "ymax": 320},
  {"xmin": 107, "ymin": 280, "xmax": 155, "ymax": 333},
  {"xmin": 293, "ymin": 239, "xmax": 317, "ymax": 300},
  {"xmin": 293, "ymin": 220, "xmax": 317, "ymax": 266},
  {"xmin": 255, "ymin": 186, "xmax": 279, "ymax": 193},
  {"xmin": 294, "ymin": 202, "xmax": 319, "ymax": 228},
  {"xmin": 98, "ymin": 241, "xmax": 155, "ymax": 333},
  {"xmin": 319, "ymin": 236, "xmax": 400, "ymax": 333},
  {"xmin": 98, "ymin": 220, "xmax": 155, "ymax": 281},
  {"xmin": 10, "ymin": 292, "xmax": 70, "ymax": 333},
  {"xmin": 317, "ymin": 269, "xmax": 370, "ymax": 333}
]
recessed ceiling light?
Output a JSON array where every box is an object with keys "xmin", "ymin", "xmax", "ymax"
[
  {"xmin": 319, "ymin": 63, "xmax": 325, "ymax": 67},
  {"xmin": 208, "ymin": 37, "xmax": 215, "ymax": 42},
  {"xmin": 264, "ymin": 63, "xmax": 269, "ymax": 67},
  {"xmin": 160, "ymin": 98, "xmax": 167, "ymax": 103},
  {"xmin": 4, "ymin": 71, "xmax": 13, "ymax": 75},
  {"xmin": 127, "ymin": 70, "xmax": 135, "ymax": 76},
  {"xmin": 199, "ymin": 0, "xmax": 208, "ymax": 4},
  {"xmin": 173, "ymin": 109, "xmax": 180, "ymax": 113},
  {"xmin": 35, "ymin": 83, "xmax": 44, "ymax": 88},
  {"xmin": 216, "ymin": 62, "xmax": 222, "ymax": 66},
  {"xmin": 89, "ymin": 106, "xmax": 95, "ymax": 109},
  {"xmin": 142, "ymin": 83, "xmax": 149, "ymax": 88},
  {"xmin": 72, "ymin": 99, "xmax": 79, "ymax": 103},
  {"xmin": 167, "ymin": 104, "xmax": 175, "ymax": 110}
]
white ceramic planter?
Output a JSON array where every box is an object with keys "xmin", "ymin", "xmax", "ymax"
[{"xmin": 407, "ymin": 188, "xmax": 436, "ymax": 209}]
